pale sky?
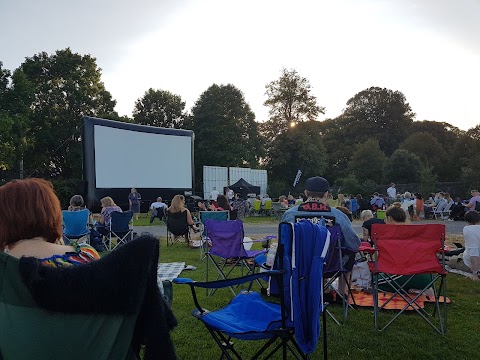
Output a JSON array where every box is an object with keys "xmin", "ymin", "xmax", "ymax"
[{"xmin": 2, "ymin": 0, "xmax": 480, "ymax": 130}]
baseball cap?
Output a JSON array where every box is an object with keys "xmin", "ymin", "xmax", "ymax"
[{"xmin": 304, "ymin": 176, "xmax": 330, "ymax": 192}]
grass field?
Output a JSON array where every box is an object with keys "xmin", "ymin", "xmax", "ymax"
[
  {"xmin": 156, "ymin": 235, "xmax": 480, "ymax": 360},
  {"xmin": 131, "ymin": 212, "xmax": 283, "ymax": 226}
]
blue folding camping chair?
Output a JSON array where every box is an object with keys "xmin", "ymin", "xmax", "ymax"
[
  {"xmin": 174, "ymin": 220, "xmax": 331, "ymax": 360},
  {"xmin": 62, "ymin": 209, "xmax": 90, "ymax": 244},
  {"xmin": 108, "ymin": 210, "xmax": 134, "ymax": 251}
]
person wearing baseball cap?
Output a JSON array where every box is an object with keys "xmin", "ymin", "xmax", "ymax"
[{"xmin": 282, "ymin": 176, "xmax": 360, "ymax": 252}]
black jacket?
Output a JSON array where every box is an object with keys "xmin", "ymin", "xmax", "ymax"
[{"xmin": 19, "ymin": 235, "xmax": 177, "ymax": 360}]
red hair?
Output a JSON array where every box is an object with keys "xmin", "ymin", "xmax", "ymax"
[{"xmin": 0, "ymin": 178, "xmax": 62, "ymax": 248}]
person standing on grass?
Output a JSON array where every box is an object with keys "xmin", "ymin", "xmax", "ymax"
[
  {"xmin": 226, "ymin": 187, "xmax": 234, "ymax": 204},
  {"xmin": 387, "ymin": 183, "xmax": 396, "ymax": 200},
  {"xmin": 209, "ymin": 187, "xmax": 219, "ymax": 202},
  {"xmin": 128, "ymin": 188, "xmax": 141, "ymax": 221},
  {"xmin": 447, "ymin": 210, "xmax": 480, "ymax": 280}
]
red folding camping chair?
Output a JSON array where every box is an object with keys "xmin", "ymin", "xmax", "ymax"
[{"xmin": 369, "ymin": 224, "xmax": 447, "ymax": 334}]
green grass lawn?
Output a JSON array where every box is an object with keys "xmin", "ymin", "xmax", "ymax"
[
  {"xmin": 157, "ymin": 236, "xmax": 480, "ymax": 360},
  {"xmin": 131, "ymin": 212, "xmax": 281, "ymax": 227}
]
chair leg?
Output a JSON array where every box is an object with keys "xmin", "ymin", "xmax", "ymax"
[
  {"xmin": 323, "ymin": 308, "xmax": 328, "ymax": 360},
  {"xmin": 432, "ymin": 275, "xmax": 447, "ymax": 334},
  {"xmin": 375, "ymin": 273, "xmax": 447, "ymax": 334},
  {"xmin": 373, "ymin": 273, "xmax": 379, "ymax": 331},
  {"xmin": 207, "ymin": 258, "xmax": 237, "ymax": 297},
  {"xmin": 206, "ymin": 328, "xmax": 241, "ymax": 360}
]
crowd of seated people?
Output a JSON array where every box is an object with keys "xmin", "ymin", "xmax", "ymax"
[
  {"xmin": 271, "ymin": 194, "xmax": 302, "ymax": 208},
  {"xmin": 197, "ymin": 194, "xmax": 239, "ymax": 220},
  {"xmin": 93, "ymin": 187, "xmax": 477, "ymax": 226},
  {"xmin": 4, "ymin": 177, "xmax": 478, "ymax": 340},
  {"xmin": 275, "ymin": 188, "xmax": 479, "ymax": 225}
]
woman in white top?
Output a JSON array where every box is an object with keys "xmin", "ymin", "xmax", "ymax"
[{"xmin": 447, "ymin": 210, "xmax": 480, "ymax": 280}]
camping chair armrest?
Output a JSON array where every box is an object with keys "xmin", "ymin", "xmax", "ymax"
[
  {"xmin": 174, "ymin": 270, "xmax": 283, "ymax": 289},
  {"xmin": 358, "ymin": 242, "xmax": 376, "ymax": 254},
  {"xmin": 339, "ymin": 247, "xmax": 358, "ymax": 256},
  {"xmin": 255, "ymin": 235, "xmax": 277, "ymax": 248},
  {"xmin": 174, "ymin": 271, "xmax": 283, "ymax": 315},
  {"xmin": 248, "ymin": 239, "xmax": 268, "ymax": 244}
]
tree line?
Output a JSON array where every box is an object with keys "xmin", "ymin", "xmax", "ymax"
[{"xmin": 1, "ymin": 48, "xmax": 479, "ymax": 200}]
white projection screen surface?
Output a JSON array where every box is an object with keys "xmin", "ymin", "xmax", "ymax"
[{"xmin": 94, "ymin": 125, "xmax": 192, "ymax": 188}]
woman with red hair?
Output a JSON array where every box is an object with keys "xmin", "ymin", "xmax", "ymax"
[{"xmin": 0, "ymin": 178, "xmax": 99, "ymax": 266}]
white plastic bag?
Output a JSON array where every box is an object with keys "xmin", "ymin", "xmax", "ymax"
[{"xmin": 351, "ymin": 259, "xmax": 371, "ymax": 289}]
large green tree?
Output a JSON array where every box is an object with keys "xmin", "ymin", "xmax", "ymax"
[
  {"xmin": 411, "ymin": 121, "xmax": 462, "ymax": 147},
  {"xmin": 466, "ymin": 124, "xmax": 480, "ymax": 142},
  {"xmin": 266, "ymin": 120, "xmax": 328, "ymax": 192},
  {"xmin": 399, "ymin": 132, "xmax": 447, "ymax": 178},
  {"xmin": 133, "ymin": 88, "xmax": 185, "ymax": 128},
  {"xmin": 382, "ymin": 149, "xmax": 422, "ymax": 183},
  {"xmin": 0, "ymin": 62, "xmax": 13, "ymax": 170},
  {"xmin": 0, "ymin": 64, "xmax": 34, "ymax": 175},
  {"xmin": 342, "ymin": 87, "xmax": 415, "ymax": 156},
  {"xmin": 317, "ymin": 116, "xmax": 353, "ymax": 182},
  {"xmin": 187, "ymin": 84, "xmax": 263, "ymax": 183},
  {"xmin": 462, "ymin": 152, "xmax": 480, "ymax": 188},
  {"xmin": 262, "ymin": 68, "xmax": 324, "ymax": 138},
  {"xmin": 17, "ymin": 48, "xmax": 116, "ymax": 178},
  {"xmin": 410, "ymin": 121, "xmax": 466, "ymax": 181},
  {"xmin": 0, "ymin": 61, "xmax": 9, "ymax": 91},
  {"xmin": 461, "ymin": 124, "xmax": 480, "ymax": 187},
  {"xmin": 347, "ymin": 139, "xmax": 386, "ymax": 184}
]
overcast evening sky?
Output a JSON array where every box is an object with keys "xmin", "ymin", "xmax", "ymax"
[{"xmin": 2, "ymin": 0, "xmax": 479, "ymax": 130}]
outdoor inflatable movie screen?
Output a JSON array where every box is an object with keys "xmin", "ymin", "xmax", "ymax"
[{"xmin": 83, "ymin": 117, "xmax": 194, "ymax": 208}]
